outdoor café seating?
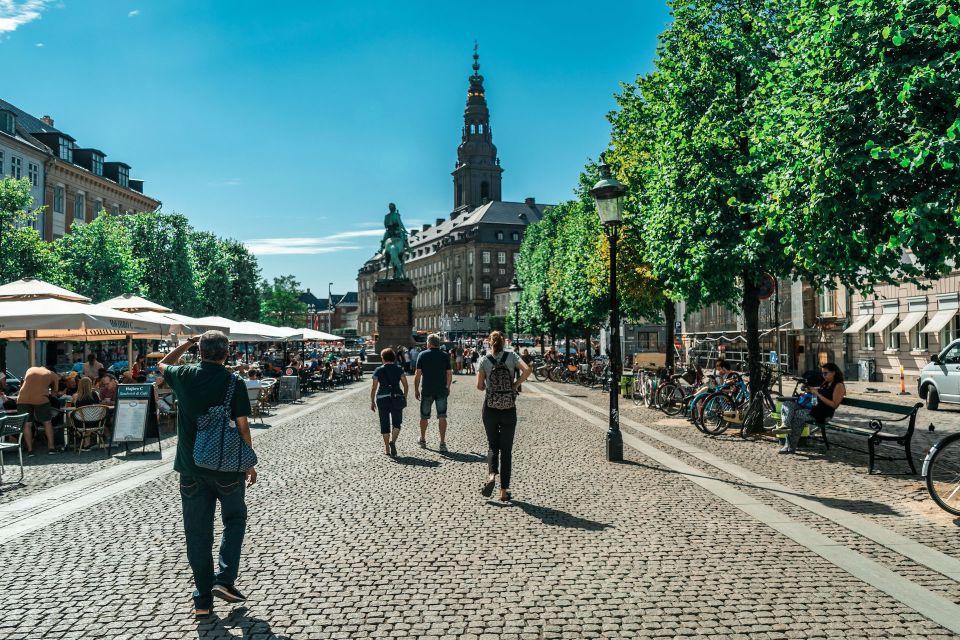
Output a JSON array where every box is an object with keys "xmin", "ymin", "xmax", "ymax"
[
  {"xmin": 67, "ymin": 405, "xmax": 111, "ymax": 454},
  {"xmin": 0, "ymin": 413, "xmax": 28, "ymax": 486}
]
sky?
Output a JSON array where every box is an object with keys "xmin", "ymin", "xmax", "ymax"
[{"xmin": 1, "ymin": 0, "xmax": 672, "ymax": 297}]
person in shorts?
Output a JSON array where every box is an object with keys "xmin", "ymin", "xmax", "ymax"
[
  {"xmin": 16, "ymin": 366, "xmax": 61, "ymax": 456},
  {"xmin": 370, "ymin": 348, "xmax": 408, "ymax": 457},
  {"xmin": 414, "ymin": 334, "xmax": 453, "ymax": 451}
]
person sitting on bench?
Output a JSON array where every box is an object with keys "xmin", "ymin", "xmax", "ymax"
[{"xmin": 777, "ymin": 362, "xmax": 846, "ymax": 454}]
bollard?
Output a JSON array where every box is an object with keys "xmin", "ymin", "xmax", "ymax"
[{"xmin": 898, "ymin": 365, "xmax": 909, "ymax": 395}]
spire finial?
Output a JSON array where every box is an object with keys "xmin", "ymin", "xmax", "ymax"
[{"xmin": 472, "ymin": 41, "xmax": 480, "ymax": 76}]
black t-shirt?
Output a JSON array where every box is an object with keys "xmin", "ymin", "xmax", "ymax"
[
  {"xmin": 811, "ymin": 380, "xmax": 840, "ymax": 423},
  {"xmin": 373, "ymin": 364, "xmax": 405, "ymax": 398},
  {"xmin": 416, "ymin": 348, "xmax": 451, "ymax": 397}
]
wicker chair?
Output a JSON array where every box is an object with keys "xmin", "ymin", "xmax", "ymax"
[{"xmin": 68, "ymin": 405, "xmax": 111, "ymax": 453}]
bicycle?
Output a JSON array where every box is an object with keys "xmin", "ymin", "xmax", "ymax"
[{"xmin": 923, "ymin": 431, "xmax": 960, "ymax": 516}]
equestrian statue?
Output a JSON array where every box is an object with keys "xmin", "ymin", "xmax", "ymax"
[{"xmin": 380, "ymin": 202, "xmax": 410, "ymax": 280}]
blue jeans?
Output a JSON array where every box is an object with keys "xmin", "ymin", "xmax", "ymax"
[
  {"xmin": 420, "ymin": 394, "xmax": 448, "ymax": 420},
  {"xmin": 179, "ymin": 474, "xmax": 247, "ymax": 609}
]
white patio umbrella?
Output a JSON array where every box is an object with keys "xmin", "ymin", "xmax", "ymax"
[
  {"xmin": 0, "ymin": 298, "xmax": 153, "ymax": 367},
  {"xmin": 164, "ymin": 313, "xmax": 231, "ymax": 335},
  {"xmin": 193, "ymin": 317, "xmax": 272, "ymax": 343},
  {"xmin": 0, "ymin": 277, "xmax": 91, "ymax": 302},
  {"xmin": 302, "ymin": 328, "xmax": 343, "ymax": 342},
  {"xmin": 100, "ymin": 293, "xmax": 172, "ymax": 313},
  {"xmin": 97, "ymin": 295, "xmax": 177, "ymax": 366}
]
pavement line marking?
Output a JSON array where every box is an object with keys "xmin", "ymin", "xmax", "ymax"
[
  {"xmin": 534, "ymin": 383, "xmax": 960, "ymax": 583},
  {"xmin": 0, "ymin": 386, "xmax": 366, "ymax": 544},
  {"xmin": 532, "ymin": 386, "xmax": 960, "ymax": 635}
]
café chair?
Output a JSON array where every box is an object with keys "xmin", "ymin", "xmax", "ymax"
[
  {"xmin": 0, "ymin": 413, "xmax": 28, "ymax": 486},
  {"xmin": 68, "ymin": 405, "xmax": 111, "ymax": 454}
]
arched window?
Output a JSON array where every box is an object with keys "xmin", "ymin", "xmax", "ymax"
[{"xmin": 456, "ymin": 277, "xmax": 462, "ymax": 301}]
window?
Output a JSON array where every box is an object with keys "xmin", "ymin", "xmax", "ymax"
[
  {"xmin": 496, "ymin": 231, "xmax": 504, "ymax": 241},
  {"xmin": 483, "ymin": 283, "xmax": 491, "ymax": 300},
  {"xmin": 10, "ymin": 156, "xmax": 21, "ymax": 179},
  {"xmin": 942, "ymin": 342, "xmax": 960, "ymax": 365},
  {"xmin": 818, "ymin": 287, "xmax": 835, "ymax": 317},
  {"xmin": 883, "ymin": 323, "xmax": 900, "ymax": 351},
  {"xmin": 91, "ymin": 154, "xmax": 103, "ymax": 176},
  {"xmin": 53, "ymin": 185, "xmax": 65, "ymax": 214},
  {"xmin": 482, "ymin": 251, "xmax": 491, "ymax": 264},
  {"xmin": 455, "ymin": 277, "xmax": 462, "ymax": 302},
  {"xmin": 498, "ymin": 268, "xmax": 506, "ymax": 275},
  {"xmin": 513, "ymin": 252, "xmax": 520, "ymax": 264},
  {"xmin": 74, "ymin": 192, "xmax": 85, "ymax": 222},
  {"xmin": 941, "ymin": 316, "xmax": 960, "ymax": 349},
  {"xmin": 912, "ymin": 319, "xmax": 929, "ymax": 351},
  {"xmin": 511, "ymin": 231, "xmax": 520, "ymax": 242},
  {"xmin": 93, "ymin": 199, "xmax": 103, "ymax": 219},
  {"xmin": 113, "ymin": 204, "xmax": 120, "ymax": 215},
  {"xmin": 636, "ymin": 332, "xmax": 660, "ymax": 352},
  {"xmin": 59, "ymin": 137, "xmax": 73, "ymax": 162},
  {"xmin": 497, "ymin": 251, "xmax": 506, "ymax": 264},
  {"xmin": 0, "ymin": 110, "xmax": 13, "ymax": 135},
  {"xmin": 117, "ymin": 166, "xmax": 129, "ymax": 188},
  {"xmin": 469, "ymin": 282, "xmax": 475, "ymax": 300},
  {"xmin": 27, "ymin": 162, "xmax": 39, "ymax": 187},
  {"xmin": 468, "ymin": 252, "xmax": 473, "ymax": 265},
  {"xmin": 861, "ymin": 329, "xmax": 875, "ymax": 350}
]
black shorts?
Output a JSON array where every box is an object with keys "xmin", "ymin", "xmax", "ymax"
[{"xmin": 376, "ymin": 397, "xmax": 402, "ymax": 434}]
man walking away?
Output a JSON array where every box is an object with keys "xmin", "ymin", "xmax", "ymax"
[
  {"xmin": 159, "ymin": 331, "xmax": 255, "ymax": 620},
  {"xmin": 414, "ymin": 333, "xmax": 453, "ymax": 451},
  {"xmin": 16, "ymin": 366, "xmax": 61, "ymax": 456}
]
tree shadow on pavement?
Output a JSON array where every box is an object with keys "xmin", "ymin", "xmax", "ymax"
[
  {"xmin": 616, "ymin": 459, "xmax": 901, "ymax": 516},
  {"xmin": 439, "ymin": 450, "xmax": 486, "ymax": 463},
  {"xmin": 196, "ymin": 606, "xmax": 292, "ymax": 639},
  {"xmin": 490, "ymin": 500, "xmax": 611, "ymax": 531},
  {"xmin": 393, "ymin": 456, "xmax": 441, "ymax": 468}
]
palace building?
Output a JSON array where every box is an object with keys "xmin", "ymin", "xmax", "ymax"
[{"xmin": 357, "ymin": 49, "xmax": 550, "ymax": 337}]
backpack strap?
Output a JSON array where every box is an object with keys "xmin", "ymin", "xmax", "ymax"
[
  {"xmin": 499, "ymin": 352, "xmax": 509, "ymax": 365},
  {"xmin": 224, "ymin": 373, "xmax": 238, "ymax": 407}
]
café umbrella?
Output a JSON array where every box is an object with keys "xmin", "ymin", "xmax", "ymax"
[
  {"xmin": 98, "ymin": 295, "xmax": 175, "ymax": 367},
  {"xmin": 0, "ymin": 277, "xmax": 91, "ymax": 302}
]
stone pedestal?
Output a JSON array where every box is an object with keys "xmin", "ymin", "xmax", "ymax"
[{"xmin": 372, "ymin": 278, "xmax": 418, "ymax": 357}]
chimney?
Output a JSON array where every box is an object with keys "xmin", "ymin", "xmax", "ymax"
[
  {"xmin": 435, "ymin": 218, "xmax": 444, "ymax": 227},
  {"xmin": 422, "ymin": 223, "xmax": 431, "ymax": 231},
  {"xmin": 450, "ymin": 211, "xmax": 459, "ymax": 220},
  {"xmin": 409, "ymin": 229, "xmax": 418, "ymax": 236},
  {"xmin": 40, "ymin": 115, "xmax": 54, "ymax": 126},
  {"xmin": 524, "ymin": 197, "xmax": 536, "ymax": 207},
  {"xmin": 129, "ymin": 179, "xmax": 144, "ymax": 193}
]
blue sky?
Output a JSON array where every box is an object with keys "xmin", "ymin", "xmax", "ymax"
[{"xmin": 2, "ymin": 0, "xmax": 671, "ymax": 296}]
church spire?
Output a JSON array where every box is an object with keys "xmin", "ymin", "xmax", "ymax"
[{"xmin": 453, "ymin": 43, "xmax": 502, "ymax": 211}]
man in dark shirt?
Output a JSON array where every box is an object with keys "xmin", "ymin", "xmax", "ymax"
[
  {"xmin": 414, "ymin": 333, "xmax": 453, "ymax": 451},
  {"xmin": 159, "ymin": 331, "xmax": 254, "ymax": 619}
]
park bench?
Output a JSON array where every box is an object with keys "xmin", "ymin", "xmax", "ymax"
[{"xmin": 814, "ymin": 398, "xmax": 923, "ymax": 475}]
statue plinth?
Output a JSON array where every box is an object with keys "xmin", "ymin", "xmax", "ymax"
[{"xmin": 372, "ymin": 278, "xmax": 418, "ymax": 356}]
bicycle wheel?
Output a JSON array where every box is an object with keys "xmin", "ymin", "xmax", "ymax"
[
  {"xmin": 701, "ymin": 393, "xmax": 734, "ymax": 435},
  {"xmin": 654, "ymin": 382, "xmax": 675, "ymax": 413},
  {"xmin": 644, "ymin": 379, "xmax": 657, "ymax": 408},
  {"xmin": 660, "ymin": 385, "xmax": 687, "ymax": 417},
  {"xmin": 925, "ymin": 433, "xmax": 960, "ymax": 516},
  {"xmin": 548, "ymin": 366, "xmax": 561, "ymax": 383},
  {"xmin": 533, "ymin": 365, "xmax": 547, "ymax": 382},
  {"xmin": 633, "ymin": 376, "xmax": 646, "ymax": 406}
]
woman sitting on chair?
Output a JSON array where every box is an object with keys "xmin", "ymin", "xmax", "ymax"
[{"xmin": 71, "ymin": 377, "xmax": 103, "ymax": 449}]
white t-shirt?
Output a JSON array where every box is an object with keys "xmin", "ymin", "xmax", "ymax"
[{"xmin": 480, "ymin": 351, "xmax": 521, "ymax": 380}]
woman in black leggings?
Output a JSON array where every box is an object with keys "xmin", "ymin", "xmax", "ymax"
[
  {"xmin": 476, "ymin": 331, "xmax": 532, "ymax": 502},
  {"xmin": 370, "ymin": 348, "xmax": 408, "ymax": 457}
]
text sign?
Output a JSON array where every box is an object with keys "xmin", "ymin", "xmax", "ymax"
[{"xmin": 113, "ymin": 384, "xmax": 153, "ymax": 443}]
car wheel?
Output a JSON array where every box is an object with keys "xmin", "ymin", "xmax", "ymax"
[{"xmin": 926, "ymin": 386, "xmax": 940, "ymax": 411}]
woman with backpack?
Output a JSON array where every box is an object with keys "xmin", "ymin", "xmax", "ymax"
[
  {"xmin": 370, "ymin": 348, "xmax": 409, "ymax": 457},
  {"xmin": 476, "ymin": 330, "xmax": 532, "ymax": 502}
]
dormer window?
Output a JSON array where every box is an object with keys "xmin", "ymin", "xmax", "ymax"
[
  {"xmin": 58, "ymin": 137, "xmax": 73, "ymax": 162},
  {"xmin": 91, "ymin": 153, "xmax": 103, "ymax": 176},
  {"xmin": 118, "ymin": 165, "xmax": 129, "ymax": 187},
  {"xmin": 0, "ymin": 110, "xmax": 14, "ymax": 136}
]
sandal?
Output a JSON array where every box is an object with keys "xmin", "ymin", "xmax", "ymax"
[
  {"xmin": 499, "ymin": 491, "xmax": 512, "ymax": 502},
  {"xmin": 481, "ymin": 475, "xmax": 496, "ymax": 498},
  {"xmin": 194, "ymin": 608, "xmax": 212, "ymax": 620}
]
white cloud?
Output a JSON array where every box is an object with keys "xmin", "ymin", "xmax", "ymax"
[
  {"xmin": 127, "ymin": 8, "xmax": 139, "ymax": 17},
  {"xmin": 0, "ymin": 0, "xmax": 54, "ymax": 34},
  {"xmin": 208, "ymin": 178, "xmax": 242, "ymax": 187},
  {"xmin": 34, "ymin": 41, "xmax": 42, "ymax": 46},
  {"xmin": 244, "ymin": 229, "xmax": 384, "ymax": 256}
]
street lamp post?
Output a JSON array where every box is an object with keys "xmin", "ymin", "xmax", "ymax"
[
  {"xmin": 307, "ymin": 304, "xmax": 315, "ymax": 330},
  {"xmin": 590, "ymin": 162, "xmax": 627, "ymax": 462},
  {"xmin": 327, "ymin": 282, "xmax": 334, "ymax": 334},
  {"xmin": 508, "ymin": 276, "xmax": 522, "ymax": 346}
]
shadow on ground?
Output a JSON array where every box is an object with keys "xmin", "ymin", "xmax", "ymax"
[
  {"xmin": 196, "ymin": 607, "xmax": 291, "ymax": 639},
  {"xmin": 439, "ymin": 450, "xmax": 486, "ymax": 463},
  {"xmin": 489, "ymin": 500, "xmax": 611, "ymax": 531},
  {"xmin": 393, "ymin": 456, "xmax": 441, "ymax": 468}
]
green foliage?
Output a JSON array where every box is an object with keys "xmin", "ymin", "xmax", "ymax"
[
  {"xmin": 222, "ymin": 239, "xmax": 262, "ymax": 321},
  {"xmin": 120, "ymin": 213, "xmax": 200, "ymax": 314},
  {"xmin": 53, "ymin": 215, "xmax": 143, "ymax": 301},
  {"xmin": 260, "ymin": 275, "xmax": 308, "ymax": 327},
  {"xmin": 0, "ymin": 178, "xmax": 60, "ymax": 283},
  {"xmin": 191, "ymin": 231, "xmax": 234, "ymax": 318}
]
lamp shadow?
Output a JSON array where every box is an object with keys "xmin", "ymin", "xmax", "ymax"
[
  {"xmin": 488, "ymin": 499, "xmax": 610, "ymax": 531},
  {"xmin": 196, "ymin": 607, "xmax": 292, "ymax": 639}
]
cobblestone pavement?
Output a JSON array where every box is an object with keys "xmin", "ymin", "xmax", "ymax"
[{"xmin": 2, "ymin": 375, "xmax": 959, "ymax": 639}]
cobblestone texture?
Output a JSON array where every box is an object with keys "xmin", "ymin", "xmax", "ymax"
[{"xmin": 1, "ymin": 377, "xmax": 958, "ymax": 638}]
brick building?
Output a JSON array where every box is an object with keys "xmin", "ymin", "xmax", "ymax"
[
  {"xmin": 357, "ymin": 49, "xmax": 550, "ymax": 336},
  {"xmin": 299, "ymin": 289, "xmax": 360, "ymax": 334},
  {"xmin": 0, "ymin": 98, "xmax": 160, "ymax": 241}
]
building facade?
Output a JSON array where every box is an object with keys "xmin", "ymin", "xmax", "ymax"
[
  {"xmin": 299, "ymin": 289, "xmax": 360, "ymax": 334},
  {"xmin": 357, "ymin": 50, "xmax": 549, "ymax": 337},
  {"xmin": 0, "ymin": 105, "xmax": 46, "ymax": 233},
  {"xmin": 1, "ymin": 99, "xmax": 160, "ymax": 241}
]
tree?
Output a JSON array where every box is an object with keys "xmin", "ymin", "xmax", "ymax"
[
  {"xmin": 54, "ymin": 215, "xmax": 142, "ymax": 302},
  {"xmin": 260, "ymin": 275, "xmax": 307, "ymax": 327},
  {"xmin": 0, "ymin": 177, "xmax": 59, "ymax": 284},
  {"xmin": 121, "ymin": 213, "xmax": 200, "ymax": 314},
  {"xmin": 223, "ymin": 239, "xmax": 262, "ymax": 321},
  {"xmin": 191, "ymin": 231, "xmax": 233, "ymax": 317}
]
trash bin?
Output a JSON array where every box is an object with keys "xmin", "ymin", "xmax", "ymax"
[
  {"xmin": 620, "ymin": 373, "xmax": 634, "ymax": 398},
  {"xmin": 858, "ymin": 359, "xmax": 876, "ymax": 383}
]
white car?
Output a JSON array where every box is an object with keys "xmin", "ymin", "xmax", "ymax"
[{"xmin": 919, "ymin": 339, "xmax": 960, "ymax": 410}]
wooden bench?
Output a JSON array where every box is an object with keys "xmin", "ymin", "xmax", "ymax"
[{"xmin": 814, "ymin": 398, "xmax": 923, "ymax": 474}]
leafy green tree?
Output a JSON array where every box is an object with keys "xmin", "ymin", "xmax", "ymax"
[
  {"xmin": 758, "ymin": 0, "xmax": 960, "ymax": 290},
  {"xmin": 260, "ymin": 275, "xmax": 307, "ymax": 327},
  {"xmin": 54, "ymin": 215, "xmax": 142, "ymax": 302},
  {"xmin": 223, "ymin": 239, "xmax": 262, "ymax": 321},
  {"xmin": 0, "ymin": 177, "xmax": 59, "ymax": 284},
  {"xmin": 121, "ymin": 212, "xmax": 200, "ymax": 314},
  {"xmin": 191, "ymin": 231, "xmax": 233, "ymax": 317}
]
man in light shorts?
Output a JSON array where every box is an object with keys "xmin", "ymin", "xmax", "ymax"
[{"xmin": 414, "ymin": 334, "xmax": 453, "ymax": 451}]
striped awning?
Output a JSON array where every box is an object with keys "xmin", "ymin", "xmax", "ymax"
[
  {"xmin": 867, "ymin": 307, "xmax": 900, "ymax": 334},
  {"xmin": 843, "ymin": 311, "xmax": 874, "ymax": 334}
]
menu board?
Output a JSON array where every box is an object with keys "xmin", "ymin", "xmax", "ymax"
[
  {"xmin": 279, "ymin": 375, "xmax": 300, "ymax": 402},
  {"xmin": 112, "ymin": 384, "xmax": 154, "ymax": 443}
]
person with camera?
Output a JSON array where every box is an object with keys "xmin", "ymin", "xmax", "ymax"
[
  {"xmin": 777, "ymin": 362, "xmax": 846, "ymax": 454},
  {"xmin": 370, "ymin": 348, "xmax": 408, "ymax": 457}
]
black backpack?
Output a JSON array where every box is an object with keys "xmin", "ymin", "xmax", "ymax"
[{"xmin": 485, "ymin": 353, "xmax": 516, "ymax": 410}]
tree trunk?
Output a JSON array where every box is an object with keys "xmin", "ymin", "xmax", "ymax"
[
  {"xmin": 663, "ymin": 297, "xmax": 676, "ymax": 371},
  {"xmin": 540, "ymin": 333, "xmax": 545, "ymax": 356},
  {"xmin": 742, "ymin": 273, "xmax": 764, "ymax": 434},
  {"xmin": 584, "ymin": 326, "xmax": 591, "ymax": 366}
]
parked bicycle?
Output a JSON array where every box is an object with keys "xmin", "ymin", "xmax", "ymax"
[{"xmin": 923, "ymin": 431, "xmax": 960, "ymax": 516}]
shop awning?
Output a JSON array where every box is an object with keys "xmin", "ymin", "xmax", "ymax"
[
  {"xmin": 922, "ymin": 307, "xmax": 958, "ymax": 334},
  {"xmin": 867, "ymin": 308, "xmax": 899, "ymax": 334},
  {"xmin": 892, "ymin": 310, "xmax": 926, "ymax": 334},
  {"xmin": 843, "ymin": 312, "xmax": 874, "ymax": 334}
]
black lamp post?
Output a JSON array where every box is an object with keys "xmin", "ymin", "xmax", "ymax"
[
  {"xmin": 508, "ymin": 276, "xmax": 522, "ymax": 346},
  {"xmin": 590, "ymin": 162, "xmax": 626, "ymax": 462}
]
